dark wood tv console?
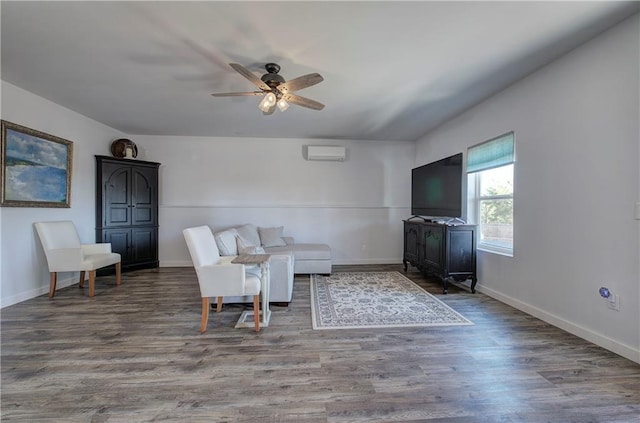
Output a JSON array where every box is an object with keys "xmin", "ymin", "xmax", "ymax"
[{"xmin": 403, "ymin": 220, "xmax": 477, "ymax": 294}]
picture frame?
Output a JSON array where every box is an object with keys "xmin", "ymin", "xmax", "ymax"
[{"xmin": 1, "ymin": 120, "xmax": 73, "ymax": 208}]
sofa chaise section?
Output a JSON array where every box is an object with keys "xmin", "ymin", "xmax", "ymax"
[
  {"xmin": 212, "ymin": 224, "xmax": 332, "ymax": 304},
  {"xmin": 264, "ymin": 240, "xmax": 332, "ymax": 275}
]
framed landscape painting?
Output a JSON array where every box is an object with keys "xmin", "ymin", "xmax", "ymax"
[{"xmin": 1, "ymin": 120, "xmax": 73, "ymax": 207}]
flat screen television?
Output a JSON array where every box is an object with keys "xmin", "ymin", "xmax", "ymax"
[{"xmin": 411, "ymin": 152, "xmax": 463, "ymax": 219}]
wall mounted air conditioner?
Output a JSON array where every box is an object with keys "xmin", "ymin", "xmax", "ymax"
[{"xmin": 306, "ymin": 145, "xmax": 346, "ymax": 161}]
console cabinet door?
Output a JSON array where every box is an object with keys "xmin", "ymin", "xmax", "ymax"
[
  {"xmin": 102, "ymin": 164, "xmax": 132, "ymax": 228},
  {"xmin": 131, "ymin": 167, "xmax": 157, "ymax": 226},
  {"xmin": 403, "ymin": 222, "xmax": 420, "ymax": 264},
  {"xmin": 102, "ymin": 228, "xmax": 131, "ymax": 264},
  {"xmin": 421, "ymin": 224, "xmax": 444, "ymax": 272},
  {"xmin": 131, "ymin": 227, "xmax": 158, "ymax": 264},
  {"xmin": 447, "ymin": 228, "xmax": 475, "ymax": 276}
]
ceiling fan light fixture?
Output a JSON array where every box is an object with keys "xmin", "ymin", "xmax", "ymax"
[
  {"xmin": 277, "ymin": 98, "xmax": 290, "ymax": 112},
  {"xmin": 258, "ymin": 92, "xmax": 277, "ymax": 112},
  {"xmin": 258, "ymin": 100, "xmax": 270, "ymax": 113}
]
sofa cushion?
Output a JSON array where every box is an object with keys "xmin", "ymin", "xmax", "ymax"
[
  {"xmin": 236, "ymin": 235, "xmax": 265, "ymax": 255},
  {"xmin": 258, "ymin": 226, "xmax": 287, "ymax": 247},
  {"xmin": 235, "ymin": 224, "xmax": 261, "ymax": 248},
  {"xmin": 262, "ymin": 245, "xmax": 291, "ymax": 255},
  {"xmin": 239, "ymin": 245, "xmax": 266, "ymax": 255},
  {"xmin": 213, "ymin": 228, "xmax": 238, "ymax": 256}
]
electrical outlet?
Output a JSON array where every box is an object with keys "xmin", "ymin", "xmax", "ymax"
[
  {"xmin": 636, "ymin": 202, "xmax": 640, "ymax": 220},
  {"xmin": 607, "ymin": 294, "xmax": 620, "ymax": 311}
]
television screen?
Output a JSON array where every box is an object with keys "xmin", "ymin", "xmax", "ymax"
[{"xmin": 411, "ymin": 152, "xmax": 463, "ymax": 218}]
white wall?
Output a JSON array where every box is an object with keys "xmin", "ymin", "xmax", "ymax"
[
  {"xmin": 132, "ymin": 136, "xmax": 414, "ymax": 267},
  {"xmin": 416, "ymin": 15, "xmax": 640, "ymax": 362},
  {"xmin": 0, "ymin": 82, "xmax": 126, "ymax": 307}
]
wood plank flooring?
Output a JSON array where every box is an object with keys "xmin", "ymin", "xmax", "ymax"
[{"xmin": 2, "ymin": 264, "xmax": 639, "ymax": 422}]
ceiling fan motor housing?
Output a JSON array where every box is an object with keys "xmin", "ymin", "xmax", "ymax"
[
  {"xmin": 264, "ymin": 63, "xmax": 280, "ymax": 74},
  {"xmin": 261, "ymin": 63, "xmax": 285, "ymax": 89}
]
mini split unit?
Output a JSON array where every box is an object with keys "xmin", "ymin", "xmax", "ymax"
[{"xmin": 306, "ymin": 145, "xmax": 346, "ymax": 161}]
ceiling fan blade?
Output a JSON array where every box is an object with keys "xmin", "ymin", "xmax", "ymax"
[
  {"xmin": 229, "ymin": 63, "xmax": 271, "ymax": 91},
  {"xmin": 211, "ymin": 91, "xmax": 264, "ymax": 97},
  {"xmin": 262, "ymin": 104, "xmax": 277, "ymax": 115},
  {"xmin": 283, "ymin": 93, "xmax": 325, "ymax": 110},
  {"xmin": 278, "ymin": 73, "xmax": 324, "ymax": 94}
]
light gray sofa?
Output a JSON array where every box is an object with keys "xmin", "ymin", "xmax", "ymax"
[{"xmin": 212, "ymin": 224, "xmax": 332, "ymax": 304}]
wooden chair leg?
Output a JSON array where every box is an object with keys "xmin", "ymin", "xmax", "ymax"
[
  {"xmin": 253, "ymin": 294, "xmax": 260, "ymax": 332},
  {"xmin": 49, "ymin": 272, "xmax": 57, "ymax": 298},
  {"xmin": 78, "ymin": 271, "xmax": 85, "ymax": 288},
  {"xmin": 200, "ymin": 297, "xmax": 210, "ymax": 333},
  {"xmin": 88, "ymin": 270, "xmax": 96, "ymax": 297},
  {"xmin": 216, "ymin": 296, "xmax": 223, "ymax": 312},
  {"xmin": 115, "ymin": 262, "xmax": 121, "ymax": 286}
]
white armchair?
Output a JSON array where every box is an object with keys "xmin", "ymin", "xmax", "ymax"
[
  {"xmin": 183, "ymin": 225, "xmax": 261, "ymax": 333},
  {"xmin": 34, "ymin": 221, "xmax": 121, "ymax": 298}
]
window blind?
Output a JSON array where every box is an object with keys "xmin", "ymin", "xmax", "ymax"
[{"xmin": 467, "ymin": 132, "xmax": 515, "ymax": 174}]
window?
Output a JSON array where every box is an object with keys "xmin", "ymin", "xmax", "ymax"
[{"xmin": 467, "ymin": 132, "xmax": 515, "ymax": 256}]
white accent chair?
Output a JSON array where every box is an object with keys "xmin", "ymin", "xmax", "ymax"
[
  {"xmin": 34, "ymin": 221, "xmax": 121, "ymax": 298},
  {"xmin": 183, "ymin": 225, "xmax": 261, "ymax": 333}
]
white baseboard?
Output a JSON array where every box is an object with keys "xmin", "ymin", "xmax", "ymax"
[
  {"xmin": 1, "ymin": 275, "xmax": 78, "ymax": 308},
  {"xmin": 478, "ymin": 284, "xmax": 640, "ymax": 364}
]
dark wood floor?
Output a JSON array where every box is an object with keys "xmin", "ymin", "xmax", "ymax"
[{"xmin": 2, "ymin": 264, "xmax": 639, "ymax": 422}]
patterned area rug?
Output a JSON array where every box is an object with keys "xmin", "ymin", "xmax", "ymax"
[{"xmin": 310, "ymin": 272, "xmax": 473, "ymax": 329}]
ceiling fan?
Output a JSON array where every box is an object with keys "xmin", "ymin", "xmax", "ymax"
[{"xmin": 211, "ymin": 63, "xmax": 324, "ymax": 115}]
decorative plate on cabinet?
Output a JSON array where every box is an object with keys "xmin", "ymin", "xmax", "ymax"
[{"xmin": 110, "ymin": 138, "xmax": 138, "ymax": 158}]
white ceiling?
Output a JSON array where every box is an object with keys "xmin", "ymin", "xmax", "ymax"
[{"xmin": 2, "ymin": 1, "xmax": 638, "ymax": 142}]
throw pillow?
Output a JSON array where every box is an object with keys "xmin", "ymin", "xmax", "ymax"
[
  {"xmin": 258, "ymin": 226, "xmax": 287, "ymax": 247},
  {"xmin": 235, "ymin": 224, "xmax": 261, "ymax": 247},
  {"xmin": 213, "ymin": 228, "xmax": 239, "ymax": 256}
]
